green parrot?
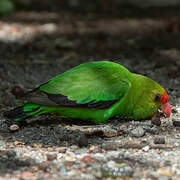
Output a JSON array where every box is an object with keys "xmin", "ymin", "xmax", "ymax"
[{"xmin": 4, "ymin": 61, "xmax": 171, "ymax": 124}]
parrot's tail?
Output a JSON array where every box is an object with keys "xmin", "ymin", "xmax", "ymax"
[{"xmin": 4, "ymin": 103, "xmax": 52, "ymax": 122}]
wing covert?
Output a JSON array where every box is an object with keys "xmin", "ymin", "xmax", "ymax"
[{"xmin": 39, "ymin": 61, "xmax": 131, "ymax": 108}]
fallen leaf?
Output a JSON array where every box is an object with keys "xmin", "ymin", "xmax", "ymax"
[
  {"xmin": 157, "ymin": 168, "xmax": 174, "ymax": 177},
  {"xmin": 103, "ymin": 132, "xmax": 118, "ymax": 137},
  {"xmin": 14, "ymin": 141, "xmax": 24, "ymax": 146},
  {"xmin": 104, "ymin": 130, "xmax": 124, "ymax": 137},
  {"xmin": 127, "ymin": 141, "xmax": 141, "ymax": 145},
  {"xmin": 81, "ymin": 156, "xmax": 95, "ymax": 163}
]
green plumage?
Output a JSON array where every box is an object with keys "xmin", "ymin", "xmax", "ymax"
[{"xmin": 4, "ymin": 61, "xmax": 165, "ymax": 124}]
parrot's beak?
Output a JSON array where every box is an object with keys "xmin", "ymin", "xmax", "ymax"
[{"xmin": 161, "ymin": 103, "xmax": 171, "ymax": 118}]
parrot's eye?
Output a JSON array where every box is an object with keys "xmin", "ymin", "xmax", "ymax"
[{"xmin": 154, "ymin": 94, "xmax": 161, "ymax": 102}]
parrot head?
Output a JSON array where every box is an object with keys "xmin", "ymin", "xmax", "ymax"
[
  {"xmin": 154, "ymin": 90, "xmax": 171, "ymax": 118},
  {"xmin": 132, "ymin": 74, "xmax": 171, "ymax": 119},
  {"xmin": 146, "ymin": 82, "xmax": 171, "ymax": 119}
]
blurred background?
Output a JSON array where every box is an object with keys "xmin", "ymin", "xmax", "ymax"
[{"xmin": 0, "ymin": 0, "xmax": 180, "ymax": 107}]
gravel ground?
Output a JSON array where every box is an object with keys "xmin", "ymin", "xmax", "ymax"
[{"xmin": 0, "ymin": 6, "xmax": 180, "ymax": 180}]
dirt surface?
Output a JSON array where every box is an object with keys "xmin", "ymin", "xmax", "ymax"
[{"xmin": 0, "ymin": 5, "xmax": 180, "ymax": 180}]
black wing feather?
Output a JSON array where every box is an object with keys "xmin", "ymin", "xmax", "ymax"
[{"xmin": 46, "ymin": 93, "xmax": 118, "ymax": 109}]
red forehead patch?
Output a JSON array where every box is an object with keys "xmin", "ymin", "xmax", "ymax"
[{"xmin": 160, "ymin": 91, "xmax": 169, "ymax": 104}]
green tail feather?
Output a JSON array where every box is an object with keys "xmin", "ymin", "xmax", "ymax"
[{"xmin": 4, "ymin": 103, "xmax": 54, "ymax": 122}]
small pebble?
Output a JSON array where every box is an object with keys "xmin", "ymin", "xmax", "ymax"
[
  {"xmin": 10, "ymin": 124, "xmax": 19, "ymax": 131},
  {"xmin": 65, "ymin": 155, "xmax": 76, "ymax": 162},
  {"xmin": 59, "ymin": 167, "xmax": 68, "ymax": 175},
  {"xmin": 131, "ymin": 126, "xmax": 145, "ymax": 137},
  {"xmin": 102, "ymin": 142, "xmax": 118, "ymax": 151},
  {"xmin": 75, "ymin": 148, "xmax": 87, "ymax": 154},
  {"xmin": 31, "ymin": 166, "xmax": 39, "ymax": 172},
  {"xmin": 58, "ymin": 147, "xmax": 67, "ymax": 153},
  {"xmin": 38, "ymin": 162, "xmax": 51, "ymax": 171},
  {"xmin": 142, "ymin": 146, "xmax": 150, "ymax": 152},
  {"xmin": 154, "ymin": 136, "xmax": 166, "ymax": 144},
  {"xmin": 0, "ymin": 140, "xmax": 5, "ymax": 148},
  {"xmin": 6, "ymin": 150, "xmax": 16, "ymax": 157},
  {"xmin": 88, "ymin": 145, "xmax": 101, "ymax": 153},
  {"xmin": 140, "ymin": 140, "xmax": 148, "ymax": 145},
  {"xmin": 172, "ymin": 119, "xmax": 180, "ymax": 127},
  {"xmin": 102, "ymin": 161, "xmax": 133, "ymax": 177},
  {"xmin": 149, "ymin": 127, "xmax": 159, "ymax": 134},
  {"xmin": 46, "ymin": 153, "xmax": 57, "ymax": 161},
  {"xmin": 151, "ymin": 115, "xmax": 161, "ymax": 126},
  {"xmin": 78, "ymin": 134, "xmax": 89, "ymax": 147}
]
